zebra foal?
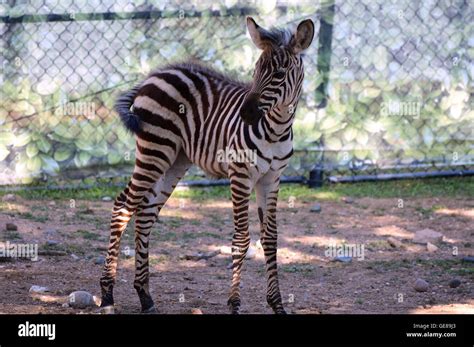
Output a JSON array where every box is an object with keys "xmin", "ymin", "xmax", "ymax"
[{"xmin": 100, "ymin": 17, "xmax": 314, "ymax": 314}]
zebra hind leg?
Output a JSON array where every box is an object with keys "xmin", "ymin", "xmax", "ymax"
[
  {"xmin": 100, "ymin": 136, "xmax": 181, "ymax": 311},
  {"xmin": 133, "ymin": 152, "xmax": 191, "ymax": 313}
]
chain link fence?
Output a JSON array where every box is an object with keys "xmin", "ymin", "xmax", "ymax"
[{"xmin": 0, "ymin": 0, "xmax": 472, "ymax": 187}]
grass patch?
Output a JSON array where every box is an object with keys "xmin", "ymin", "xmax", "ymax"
[
  {"xmin": 1, "ymin": 177, "xmax": 472, "ymax": 202},
  {"xmin": 76, "ymin": 229, "xmax": 101, "ymax": 241},
  {"xmin": 17, "ymin": 212, "xmax": 48, "ymax": 223},
  {"xmin": 281, "ymin": 263, "xmax": 314, "ymax": 275},
  {"xmin": 149, "ymin": 255, "xmax": 168, "ymax": 266},
  {"xmin": 1, "ymin": 230, "xmax": 22, "ymax": 241}
]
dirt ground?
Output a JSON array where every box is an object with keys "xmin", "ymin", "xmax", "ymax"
[{"xmin": 0, "ymin": 190, "xmax": 473, "ymax": 314}]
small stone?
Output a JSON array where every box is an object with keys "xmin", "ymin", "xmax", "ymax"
[
  {"xmin": 70, "ymin": 254, "xmax": 80, "ymax": 261},
  {"xmin": 48, "ymin": 201, "xmax": 56, "ymax": 206},
  {"xmin": 414, "ymin": 278, "xmax": 429, "ymax": 292},
  {"xmin": 29, "ymin": 285, "xmax": 49, "ymax": 294},
  {"xmin": 44, "ymin": 228, "xmax": 57, "ymax": 236},
  {"xmin": 413, "ymin": 229, "xmax": 443, "ymax": 245},
  {"xmin": 426, "ymin": 242, "xmax": 439, "ymax": 253},
  {"xmin": 94, "ymin": 256, "xmax": 105, "ymax": 265},
  {"xmin": 448, "ymin": 279, "xmax": 461, "ymax": 288},
  {"xmin": 246, "ymin": 246, "xmax": 256, "ymax": 259},
  {"xmin": 310, "ymin": 204, "xmax": 322, "ymax": 213},
  {"xmin": 342, "ymin": 197, "xmax": 354, "ymax": 204},
  {"xmin": 387, "ymin": 237, "xmax": 403, "ymax": 248},
  {"xmin": 332, "ymin": 256, "xmax": 352, "ymax": 263},
  {"xmin": 191, "ymin": 308, "xmax": 203, "ymax": 314},
  {"xmin": 68, "ymin": 291, "xmax": 97, "ymax": 309},
  {"xmin": 220, "ymin": 246, "xmax": 232, "ymax": 255},
  {"xmin": 121, "ymin": 248, "xmax": 135, "ymax": 258},
  {"xmin": 101, "ymin": 196, "xmax": 113, "ymax": 202},
  {"xmin": 46, "ymin": 240, "xmax": 59, "ymax": 246},
  {"xmin": 6, "ymin": 223, "xmax": 18, "ymax": 231},
  {"xmin": 182, "ymin": 250, "xmax": 219, "ymax": 261},
  {"xmin": 2, "ymin": 194, "xmax": 17, "ymax": 202}
]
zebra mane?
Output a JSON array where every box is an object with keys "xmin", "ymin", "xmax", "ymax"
[
  {"xmin": 260, "ymin": 27, "xmax": 293, "ymax": 48},
  {"xmin": 163, "ymin": 60, "xmax": 252, "ymax": 89}
]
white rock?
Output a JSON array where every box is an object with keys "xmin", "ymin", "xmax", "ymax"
[
  {"xmin": 413, "ymin": 229, "xmax": 444, "ymax": 245},
  {"xmin": 121, "ymin": 247, "xmax": 135, "ymax": 258},
  {"xmin": 68, "ymin": 291, "xmax": 97, "ymax": 309},
  {"xmin": 220, "ymin": 246, "xmax": 232, "ymax": 255},
  {"xmin": 246, "ymin": 246, "xmax": 256, "ymax": 259},
  {"xmin": 29, "ymin": 285, "xmax": 49, "ymax": 294},
  {"xmin": 427, "ymin": 242, "xmax": 439, "ymax": 253}
]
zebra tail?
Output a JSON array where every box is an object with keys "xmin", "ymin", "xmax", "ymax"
[{"xmin": 114, "ymin": 84, "xmax": 142, "ymax": 134}]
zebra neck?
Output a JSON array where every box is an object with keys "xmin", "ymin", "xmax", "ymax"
[{"xmin": 262, "ymin": 105, "xmax": 295, "ymax": 142}]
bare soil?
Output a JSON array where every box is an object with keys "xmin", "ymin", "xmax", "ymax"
[{"xmin": 0, "ymin": 192, "xmax": 473, "ymax": 314}]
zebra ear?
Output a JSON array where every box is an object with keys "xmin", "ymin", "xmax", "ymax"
[
  {"xmin": 246, "ymin": 17, "xmax": 270, "ymax": 50},
  {"xmin": 290, "ymin": 19, "xmax": 315, "ymax": 54}
]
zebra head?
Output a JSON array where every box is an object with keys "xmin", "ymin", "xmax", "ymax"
[{"xmin": 240, "ymin": 17, "xmax": 315, "ymax": 126}]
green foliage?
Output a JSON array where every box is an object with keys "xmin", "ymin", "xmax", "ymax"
[{"xmin": 0, "ymin": 1, "xmax": 472, "ymax": 184}]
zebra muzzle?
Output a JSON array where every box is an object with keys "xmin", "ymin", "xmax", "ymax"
[{"xmin": 239, "ymin": 93, "xmax": 264, "ymax": 126}]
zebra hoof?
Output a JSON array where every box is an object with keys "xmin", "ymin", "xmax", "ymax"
[
  {"xmin": 227, "ymin": 298, "xmax": 240, "ymax": 314},
  {"xmin": 142, "ymin": 305, "xmax": 157, "ymax": 314},
  {"xmin": 273, "ymin": 307, "xmax": 287, "ymax": 315}
]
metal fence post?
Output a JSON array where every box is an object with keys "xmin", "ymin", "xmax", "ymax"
[{"xmin": 308, "ymin": 0, "xmax": 335, "ymax": 188}]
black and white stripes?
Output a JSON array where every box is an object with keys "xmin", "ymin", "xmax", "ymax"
[{"xmin": 100, "ymin": 17, "xmax": 314, "ymax": 314}]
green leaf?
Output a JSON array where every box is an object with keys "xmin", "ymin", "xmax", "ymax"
[
  {"xmin": 36, "ymin": 138, "xmax": 52, "ymax": 153},
  {"xmin": 107, "ymin": 152, "xmax": 122, "ymax": 165},
  {"xmin": 75, "ymin": 139, "xmax": 93, "ymax": 151},
  {"xmin": 0, "ymin": 145, "xmax": 9, "ymax": 161},
  {"xmin": 13, "ymin": 132, "xmax": 31, "ymax": 147},
  {"xmin": 0, "ymin": 132, "xmax": 16, "ymax": 146},
  {"xmin": 325, "ymin": 137, "xmax": 342, "ymax": 151},
  {"xmin": 26, "ymin": 143, "xmax": 39, "ymax": 158},
  {"xmin": 343, "ymin": 126, "xmax": 358, "ymax": 142},
  {"xmin": 26, "ymin": 156, "xmax": 42, "ymax": 172},
  {"xmin": 40, "ymin": 154, "xmax": 59, "ymax": 174},
  {"xmin": 74, "ymin": 151, "xmax": 91, "ymax": 168},
  {"xmin": 54, "ymin": 148, "xmax": 74, "ymax": 162}
]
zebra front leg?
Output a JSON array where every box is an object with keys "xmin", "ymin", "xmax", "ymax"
[
  {"xmin": 256, "ymin": 173, "xmax": 286, "ymax": 314},
  {"xmin": 134, "ymin": 153, "xmax": 191, "ymax": 313},
  {"xmin": 227, "ymin": 171, "xmax": 252, "ymax": 314}
]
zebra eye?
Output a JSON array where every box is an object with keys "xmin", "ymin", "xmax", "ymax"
[{"xmin": 273, "ymin": 69, "xmax": 285, "ymax": 80}]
